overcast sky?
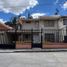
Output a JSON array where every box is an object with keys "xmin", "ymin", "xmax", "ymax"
[{"xmin": 0, "ymin": 0, "xmax": 67, "ymax": 23}]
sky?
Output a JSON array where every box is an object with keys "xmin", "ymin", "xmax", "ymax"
[{"xmin": 0, "ymin": 0, "xmax": 67, "ymax": 23}]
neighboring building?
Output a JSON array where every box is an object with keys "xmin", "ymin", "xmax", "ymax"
[
  {"xmin": 0, "ymin": 15, "xmax": 67, "ymax": 49},
  {"xmin": 0, "ymin": 22, "xmax": 14, "ymax": 49}
]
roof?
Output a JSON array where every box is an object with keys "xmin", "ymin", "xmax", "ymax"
[
  {"xmin": 16, "ymin": 15, "xmax": 67, "ymax": 24},
  {"xmin": 61, "ymin": 16, "xmax": 67, "ymax": 18},
  {"xmin": 39, "ymin": 15, "xmax": 61, "ymax": 20},
  {"xmin": 0, "ymin": 22, "xmax": 13, "ymax": 30}
]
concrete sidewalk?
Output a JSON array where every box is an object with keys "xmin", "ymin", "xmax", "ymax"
[
  {"xmin": 0, "ymin": 48, "xmax": 67, "ymax": 53},
  {"xmin": 0, "ymin": 52, "xmax": 67, "ymax": 67}
]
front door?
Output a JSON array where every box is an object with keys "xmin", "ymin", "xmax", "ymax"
[{"xmin": 32, "ymin": 33, "xmax": 42, "ymax": 48}]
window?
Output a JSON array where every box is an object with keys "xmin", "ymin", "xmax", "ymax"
[
  {"xmin": 63, "ymin": 19, "xmax": 67, "ymax": 25},
  {"xmin": 45, "ymin": 33, "xmax": 55, "ymax": 42},
  {"xmin": 44, "ymin": 20, "xmax": 55, "ymax": 27},
  {"xmin": 23, "ymin": 34, "xmax": 31, "ymax": 41}
]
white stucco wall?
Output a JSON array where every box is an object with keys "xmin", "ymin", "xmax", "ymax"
[
  {"xmin": 22, "ymin": 22, "xmax": 40, "ymax": 30},
  {"xmin": 58, "ymin": 18, "xmax": 67, "ymax": 42},
  {"xmin": 58, "ymin": 18, "xmax": 64, "ymax": 29}
]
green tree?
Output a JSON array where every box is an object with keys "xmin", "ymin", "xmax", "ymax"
[{"xmin": 11, "ymin": 16, "xmax": 17, "ymax": 24}]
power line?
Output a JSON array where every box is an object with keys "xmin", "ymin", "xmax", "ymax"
[
  {"xmin": 38, "ymin": 3, "xmax": 64, "ymax": 5},
  {"xmin": 37, "ymin": 1, "xmax": 66, "ymax": 6}
]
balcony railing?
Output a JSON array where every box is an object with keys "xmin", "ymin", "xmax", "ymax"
[{"xmin": 7, "ymin": 28, "xmax": 41, "ymax": 33}]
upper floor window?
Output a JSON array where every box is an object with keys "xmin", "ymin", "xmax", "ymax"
[
  {"xmin": 63, "ymin": 19, "xmax": 67, "ymax": 25},
  {"xmin": 44, "ymin": 20, "xmax": 55, "ymax": 27},
  {"xmin": 23, "ymin": 33, "xmax": 31, "ymax": 41}
]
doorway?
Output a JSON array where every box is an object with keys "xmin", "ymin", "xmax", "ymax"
[{"xmin": 32, "ymin": 33, "xmax": 42, "ymax": 48}]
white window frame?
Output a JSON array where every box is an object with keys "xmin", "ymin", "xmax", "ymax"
[{"xmin": 44, "ymin": 20, "xmax": 55, "ymax": 27}]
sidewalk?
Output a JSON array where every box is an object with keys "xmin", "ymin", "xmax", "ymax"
[{"xmin": 0, "ymin": 48, "xmax": 67, "ymax": 53}]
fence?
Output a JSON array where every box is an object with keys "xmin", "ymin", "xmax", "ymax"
[
  {"xmin": 0, "ymin": 31, "xmax": 15, "ymax": 49},
  {"xmin": 0, "ymin": 29, "xmax": 67, "ymax": 49}
]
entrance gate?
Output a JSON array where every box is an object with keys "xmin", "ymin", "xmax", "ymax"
[{"xmin": 32, "ymin": 29, "xmax": 42, "ymax": 48}]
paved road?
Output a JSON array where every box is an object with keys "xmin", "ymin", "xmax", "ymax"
[{"xmin": 0, "ymin": 52, "xmax": 67, "ymax": 67}]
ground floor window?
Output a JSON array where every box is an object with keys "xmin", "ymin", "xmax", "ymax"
[
  {"xmin": 23, "ymin": 33, "xmax": 31, "ymax": 41},
  {"xmin": 45, "ymin": 33, "xmax": 55, "ymax": 42}
]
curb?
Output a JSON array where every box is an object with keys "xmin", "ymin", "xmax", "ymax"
[{"xmin": 0, "ymin": 49, "xmax": 67, "ymax": 53}]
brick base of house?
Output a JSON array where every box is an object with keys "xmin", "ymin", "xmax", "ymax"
[
  {"xmin": 16, "ymin": 42, "xmax": 32, "ymax": 49},
  {"xmin": 16, "ymin": 42, "xmax": 67, "ymax": 49},
  {"xmin": 42, "ymin": 43, "xmax": 67, "ymax": 49}
]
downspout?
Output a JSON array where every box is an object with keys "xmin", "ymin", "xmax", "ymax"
[{"xmin": 57, "ymin": 18, "xmax": 61, "ymax": 42}]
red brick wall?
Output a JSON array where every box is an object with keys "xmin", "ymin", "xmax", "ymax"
[
  {"xmin": 42, "ymin": 43, "xmax": 67, "ymax": 49},
  {"xmin": 16, "ymin": 42, "xmax": 32, "ymax": 49}
]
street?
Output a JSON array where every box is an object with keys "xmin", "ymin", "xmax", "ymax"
[{"xmin": 0, "ymin": 52, "xmax": 67, "ymax": 67}]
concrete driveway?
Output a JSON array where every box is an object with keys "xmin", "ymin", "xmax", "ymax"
[{"xmin": 0, "ymin": 52, "xmax": 67, "ymax": 67}]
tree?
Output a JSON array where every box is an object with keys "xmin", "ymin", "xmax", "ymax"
[{"xmin": 11, "ymin": 16, "xmax": 17, "ymax": 24}]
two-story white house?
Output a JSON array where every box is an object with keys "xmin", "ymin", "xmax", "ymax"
[
  {"xmin": 0, "ymin": 15, "xmax": 67, "ymax": 49},
  {"xmin": 9, "ymin": 15, "xmax": 66, "ymax": 48}
]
